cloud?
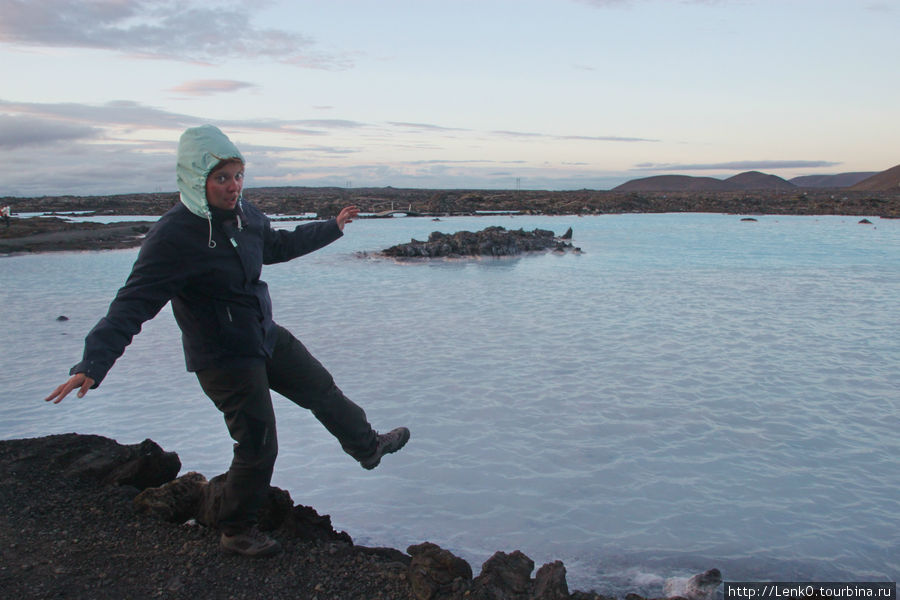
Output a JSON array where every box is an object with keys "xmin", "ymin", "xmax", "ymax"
[
  {"xmin": 406, "ymin": 159, "xmax": 512, "ymax": 165},
  {"xmin": 493, "ymin": 129, "xmax": 657, "ymax": 143},
  {"xmin": 293, "ymin": 120, "xmax": 367, "ymax": 129},
  {"xmin": 263, "ymin": 162, "xmax": 631, "ymax": 192},
  {"xmin": 387, "ymin": 122, "xmax": 471, "ymax": 133},
  {"xmin": 0, "ymin": 98, "xmax": 652, "ymax": 195},
  {"xmin": 0, "ymin": 99, "xmax": 371, "ymax": 136},
  {"xmin": 0, "ymin": 0, "xmax": 352, "ymax": 69},
  {"xmin": 0, "ymin": 115, "xmax": 101, "ymax": 148},
  {"xmin": 633, "ymin": 160, "xmax": 842, "ymax": 171},
  {"xmin": 492, "ymin": 130, "xmax": 544, "ymax": 138},
  {"xmin": 573, "ymin": 0, "xmax": 634, "ymax": 7},
  {"xmin": 561, "ymin": 134, "xmax": 659, "ymax": 142},
  {"xmin": 573, "ymin": 0, "xmax": 732, "ymax": 7},
  {"xmin": 0, "ymin": 98, "xmax": 380, "ymax": 195},
  {"xmin": 0, "ymin": 99, "xmax": 199, "ymax": 130},
  {"xmin": 865, "ymin": 2, "xmax": 895, "ymax": 13},
  {"xmin": 282, "ymin": 145, "xmax": 360, "ymax": 156},
  {"xmin": 1, "ymin": 140, "xmax": 174, "ymax": 196},
  {"xmin": 169, "ymin": 80, "xmax": 258, "ymax": 96}
]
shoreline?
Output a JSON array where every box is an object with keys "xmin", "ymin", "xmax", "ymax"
[
  {"xmin": 0, "ymin": 432, "xmax": 682, "ymax": 600},
  {"xmin": 0, "ymin": 217, "xmax": 155, "ymax": 255},
  {"xmin": 3, "ymin": 185, "xmax": 899, "ymax": 218},
  {"xmin": 1, "ymin": 209, "xmax": 896, "ymax": 255}
]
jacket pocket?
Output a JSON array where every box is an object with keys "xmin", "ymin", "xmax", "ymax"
[{"xmin": 214, "ymin": 301, "xmax": 264, "ymax": 355}]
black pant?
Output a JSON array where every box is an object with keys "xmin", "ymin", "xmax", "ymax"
[{"xmin": 196, "ymin": 324, "xmax": 377, "ymax": 534}]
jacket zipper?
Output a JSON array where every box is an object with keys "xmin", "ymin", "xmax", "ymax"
[{"xmin": 226, "ymin": 306, "xmax": 233, "ymax": 322}]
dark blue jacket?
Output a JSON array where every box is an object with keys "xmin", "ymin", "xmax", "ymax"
[{"xmin": 72, "ymin": 200, "xmax": 343, "ymax": 386}]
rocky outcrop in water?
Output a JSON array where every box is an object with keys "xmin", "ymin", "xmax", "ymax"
[
  {"xmin": 407, "ymin": 542, "xmax": 574, "ymax": 600},
  {"xmin": 380, "ymin": 226, "xmax": 579, "ymax": 258},
  {"xmin": 663, "ymin": 568, "xmax": 722, "ymax": 600}
]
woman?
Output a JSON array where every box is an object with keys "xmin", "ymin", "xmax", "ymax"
[{"xmin": 45, "ymin": 124, "xmax": 410, "ymax": 557}]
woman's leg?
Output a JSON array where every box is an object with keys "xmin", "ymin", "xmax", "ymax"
[
  {"xmin": 196, "ymin": 364, "xmax": 278, "ymax": 535},
  {"xmin": 265, "ymin": 325, "xmax": 377, "ymax": 459}
]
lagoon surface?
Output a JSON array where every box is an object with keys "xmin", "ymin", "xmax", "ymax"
[{"xmin": 2, "ymin": 213, "xmax": 898, "ymax": 595}]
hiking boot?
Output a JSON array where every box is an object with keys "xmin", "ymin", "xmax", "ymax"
[
  {"xmin": 359, "ymin": 427, "xmax": 410, "ymax": 470},
  {"xmin": 220, "ymin": 526, "xmax": 282, "ymax": 557}
]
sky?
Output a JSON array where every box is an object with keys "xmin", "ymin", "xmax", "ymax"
[{"xmin": 1, "ymin": 0, "xmax": 898, "ymax": 196}]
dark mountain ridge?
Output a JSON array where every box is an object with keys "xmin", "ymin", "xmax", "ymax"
[
  {"xmin": 614, "ymin": 165, "xmax": 898, "ymax": 193},
  {"xmin": 848, "ymin": 165, "xmax": 900, "ymax": 192},
  {"xmin": 725, "ymin": 171, "xmax": 795, "ymax": 190},
  {"xmin": 612, "ymin": 175, "xmax": 736, "ymax": 192},
  {"xmin": 789, "ymin": 172, "xmax": 877, "ymax": 188},
  {"xmin": 613, "ymin": 171, "xmax": 794, "ymax": 192}
]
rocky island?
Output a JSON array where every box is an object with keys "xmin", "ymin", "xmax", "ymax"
[
  {"xmin": 378, "ymin": 226, "xmax": 579, "ymax": 259},
  {"xmin": 0, "ymin": 433, "xmax": 720, "ymax": 600}
]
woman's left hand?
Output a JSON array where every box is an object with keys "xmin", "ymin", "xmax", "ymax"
[{"xmin": 336, "ymin": 206, "xmax": 360, "ymax": 231}]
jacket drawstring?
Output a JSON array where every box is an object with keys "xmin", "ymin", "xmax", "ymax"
[
  {"xmin": 207, "ymin": 213, "xmax": 217, "ymax": 248},
  {"xmin": 208, "ymin": 198, "xmax": 243, "ymax": 248}
]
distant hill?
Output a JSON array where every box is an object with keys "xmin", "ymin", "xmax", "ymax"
[
  {"xmin": 613, "ymin": 170, "xmax": 793, "ymax": 192},
  {"xmin": 725, "ymin": 171, "xmax": 795, "ymax": 190},
  {"xmin": 613, "ymin": 175, "xmax": 736, "ymax": 192},
  {"xmin": 848, "ymin": 164, "xmax": 900, "ymax": 192},
  {"xmin": 790, "ymin": 172, "xmax": 877, "ymax": 188}
]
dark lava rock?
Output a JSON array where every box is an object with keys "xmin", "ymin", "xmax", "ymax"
[
  {"xmin": 663, "ymin": 568, "xmax": 722, "ymax": 600},
  {"xmin": 407, "ymin": 542, "xmax": 575, "ymax": 600},
  {"xmin": 408, "ymin": 541, "xmax": 474, "ymax": 599},
  {"xmin": 381, "ymin": 226, "xmax": 575, "ymax": 258},
  {"xmin": 534, "ymin": 561, "xmax": 570, "ymax": 600},
  {"xmin": 133, "ymin": 471, "xmax": 207, "ymax": 523},
  {"xmin": 0, "ymin": 433, "xmax": 414, "ymax": 599},
  {"xmin": 472, "ymin": 550, "xmax": 535, "ymax": 599},
  {"xmin": 7, "ymin": 433, "xmax": 181, "ymax": 490},
  {"xmin": 0, "ymin": 432, "xmax": 717, "ymax": 599}
]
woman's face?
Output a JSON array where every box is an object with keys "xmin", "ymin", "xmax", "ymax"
[{"xmin": 205, "ymin": 160, "xmax": 244, "ymax": 211}]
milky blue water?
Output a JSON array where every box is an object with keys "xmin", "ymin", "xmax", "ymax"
[{"xmin": 2, "ymin": 213, "xmax": 898, "ymax": 595}]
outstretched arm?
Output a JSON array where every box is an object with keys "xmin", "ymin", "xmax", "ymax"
[
  {"xmin": 262, "ymin": 205, "xmax": 359, "ymax": 264},
  {"xmin": 45, "ymin": 373, "xmax": 96, "ymax": 404},
  {"xmin": 45, "ymin": 226, "xmax": 186, "ymax": 402}
]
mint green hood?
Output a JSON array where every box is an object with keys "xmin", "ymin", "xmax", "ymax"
[{"xmin": 176, "ymin": 125, "xmax": 245, "ymax": 218}]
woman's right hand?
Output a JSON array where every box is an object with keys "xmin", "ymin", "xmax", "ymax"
[
  {"xmin": 45, "ymin": 373, "xmax": 95, "ymax": 404},
  {"xmin": 336, "ymin": 205, "xmax": 360, "ymax": 231}
]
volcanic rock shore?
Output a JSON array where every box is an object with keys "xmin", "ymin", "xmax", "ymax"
[
  {"xmin": 0, "ymin": 433, "xmax": 718, "ymax": 600},
  {"xmin": 0, "ymin": 216, "xmax": 154, "ymax": 254},
  {"xmin": 4, "ymin": 186, "xmax": 899, "ymax": 219},
  {"xmin": 1, "ymin": 185, "xmax": 897, "ymax": 254}
]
